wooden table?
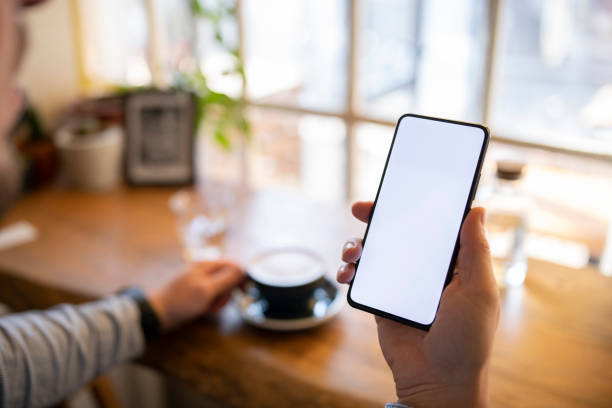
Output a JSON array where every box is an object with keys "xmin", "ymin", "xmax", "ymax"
[{"xmin": 0, "ymin": 186, "xmax": 611, "ymax": 407}]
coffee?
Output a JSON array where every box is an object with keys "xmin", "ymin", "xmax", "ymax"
[{"xmin": 248, "ymin": 249, "xmax": 324, "ymax": 287}]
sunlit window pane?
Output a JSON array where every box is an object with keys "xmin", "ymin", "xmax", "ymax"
[
  {"xmin": 242, "ymin": 0, "xmax": 348, "ymax": 112},
  {"xmin": 491, "ymin": 0, "xmax": 612, "ymax": 154},
  {"xmin": 358, "ymin": 0, "xmax": 488, "ymax": 122},
  {"xmin": 194, "ymin": 1, "xmax": 243, "ymax": 98},
  {"xmin": 77, "ymin": 0, "xmax": 150, "ymax": 87},
  {"xmin": 353, "ymin": 123, "xmax": 394, "ymax": 201},
  {"xmin": 247, "ymin": 108, "xmax": 346, "ymax": 202},
  {"xmin": 158, "ymin": 0, "xmax": 194, "ymax": 74}
]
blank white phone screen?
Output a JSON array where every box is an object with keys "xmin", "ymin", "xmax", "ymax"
[{"xmin": 351, "ymin": 116, "xmax": 485, "ymax": 325}]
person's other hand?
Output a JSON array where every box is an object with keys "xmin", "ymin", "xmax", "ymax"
[
  {"xmin": 148, "ymin": 260, "xmax": 244, "ymax": 331},
  {"xmin": 338, "ymin": 202, "xmax": 499, "ymax": 408}
]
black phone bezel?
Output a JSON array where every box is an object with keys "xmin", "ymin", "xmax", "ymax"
[{"xmin": 346, "ymin": 113, "xmax": 490, "ymax": 331}]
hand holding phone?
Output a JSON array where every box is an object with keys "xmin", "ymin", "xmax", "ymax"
[
  {"xmin": 337, "ymin": 114, "xmax": 499, "ymax": 406},
  {"xmin": 338, "ymin": 204, "xmax": 499, "ymax": 407},
  {"xmin": 348, "ymin": 114, "xmax": 489, "ymax": 328}
]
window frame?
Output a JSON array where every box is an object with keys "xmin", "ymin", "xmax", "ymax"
[
  {"xmin": 236, "ymin": 0, "xmax": 612, "ymax": 199},
  {"xmin": 70, "ymin": 0, "xmax": 612, "ymax": 199}
]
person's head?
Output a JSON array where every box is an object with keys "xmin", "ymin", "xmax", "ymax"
[{"xmin": 0, "ymin": 0, "xmax": 42, "ymax": 213}]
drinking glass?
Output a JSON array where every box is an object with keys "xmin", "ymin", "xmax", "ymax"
[{"xmin": 169, "ymin": 187, "xmax": 237, "ymax": 261}]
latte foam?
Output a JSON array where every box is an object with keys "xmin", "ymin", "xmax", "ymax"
[{"xmin": 248, "ymin": 248, "xmax": 325, "ymax": 287}]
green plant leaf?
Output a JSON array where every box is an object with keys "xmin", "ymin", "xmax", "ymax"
[
  {"xmin": 190, "ymin": 0, "xmax": 203, "ymax": 15},
  {"xmin": 185, "ymin": 0, "xmax": 248, "ymax": 150},
  {"xmin": 203, "ymin": 91, "xmax": 233, "ymax": 106},
  {"xmin": 214, "ymin": 29, "xmax": 223, "ymax": 44},
  {"xmin": 214, "ymin": 129, "xmax": 232, "ymax": 150},
  {"xmin": 194, "ymin": 95, "xmax": 205, "ymax": 132},
  {"xmin": 237, "ymin": 117, "xmax": 251, "ymax": 137}
]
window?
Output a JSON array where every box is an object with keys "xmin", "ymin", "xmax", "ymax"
[
  {"xmin": 243, "ymin": 0, "xmax": 348, "ymax": 113},
  {"xmin": 240, "ymin": 0, "xmax": 491, "ymax": 199},
  {"xmin": 357, "ymin": 0, "xmax": 489, "ymax": 122},
  {"xmin": 490, "ymin": 0, "xmax": 612, "ymax": 156},
  {"xmin": 73, "ymin": 0, "xmax": 612, "ymax": 200},
  {"xmin": 75, "ymin": 0, "xmax": 150, "ymax": 88}
]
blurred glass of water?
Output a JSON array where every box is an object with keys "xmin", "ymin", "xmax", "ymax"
[
  {"xmin": 477, "ymin": 158, "xmax": 530, "ymax": 288},
  {"xmin": 169, "ymin": 189, "xmax": 233, "ymax": 261},
  {"xmin": 487, "ymin": 212, "xmax": 528, "ymax": 287}
]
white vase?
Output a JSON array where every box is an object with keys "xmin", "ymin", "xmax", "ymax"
[{"xmin": 54, "ymin": 125, "xmax": 123, "ymax": 191}]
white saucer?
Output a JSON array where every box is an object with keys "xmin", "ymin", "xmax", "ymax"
[{"xmin": 233, "ymin": 278, "xmax": 344, "ymax": 331}]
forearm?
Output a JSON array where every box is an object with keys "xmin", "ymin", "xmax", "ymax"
[{"xmin": 0, "ymin": 295, "xmax": 145, "ymax": 408}]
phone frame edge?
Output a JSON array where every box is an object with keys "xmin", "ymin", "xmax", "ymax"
[{"xmin": 346, "ymin": 113, "xmax": 491, "ymax": 331}]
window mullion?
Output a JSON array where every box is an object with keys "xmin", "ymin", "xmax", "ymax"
[
  {"xmin": 346, "ymin": 0, "xmax": 360, "ymax": 200},
  {"xmin": 482, "ymin": 0, "xmax": 502, "ymax": 125}
]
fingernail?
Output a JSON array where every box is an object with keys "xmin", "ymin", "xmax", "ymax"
[
  {"xmin": 479, "ymin": 208, "xmax": 487, "ymax": 225},
  {"xmin": 343, "ymin": 241, "xmax": 356, "ymax": 251}
]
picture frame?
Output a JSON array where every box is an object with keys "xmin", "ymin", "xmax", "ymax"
[{"xmin": 124, "ymin": 90, "xmax": 195, "ymax": 186}]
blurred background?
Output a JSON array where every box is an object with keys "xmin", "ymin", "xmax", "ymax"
[
  {"xmin": 4, "ymin": 0, "xmax": 612, "ymax": 406},
  {"xmin": 17, "ymin": 1, "xmax": 612, "ymax": 179},
  {"xmin": 15, "ymin": 0, "xmax": 612, "ymax": 267}
]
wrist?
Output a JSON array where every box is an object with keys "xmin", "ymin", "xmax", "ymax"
[
  {"xmin": 396, "ymin": 369, "xmax": 489, "ymax": 408},
  {"xmin": 146, "ymin": 289, "xmax": 171, "ymax": 332},
  {"xmin": 119, "ymin": 287, "xmax": 162, "ymax": 341}
]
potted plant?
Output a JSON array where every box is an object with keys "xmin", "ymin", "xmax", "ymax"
[
  {"xmin": 181, "ymin": 0, "xmax": 251, "ymax": 187},
  {"xmin": 54, "ymin": 116, "xmax": 123, "ymax": 191}
]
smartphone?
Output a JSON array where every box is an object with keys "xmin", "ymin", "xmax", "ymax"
[{"xmin": 347, "ymin": 113, "xmax": 489, "ymax": 330}]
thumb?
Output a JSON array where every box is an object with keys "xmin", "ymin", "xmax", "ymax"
[{"xmin": 456, "ymin": 207, "xmax": 494, "ymax": 286}]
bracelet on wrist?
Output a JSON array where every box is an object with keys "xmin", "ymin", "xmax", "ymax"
[{"xmin": 118, "ymin": 286, "xmax": 161, "ymax": 342}]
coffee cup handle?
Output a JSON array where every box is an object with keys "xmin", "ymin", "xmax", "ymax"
[{"xmin": 237, "ymin": 275, "xmax": 255, "ymax": 293}]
